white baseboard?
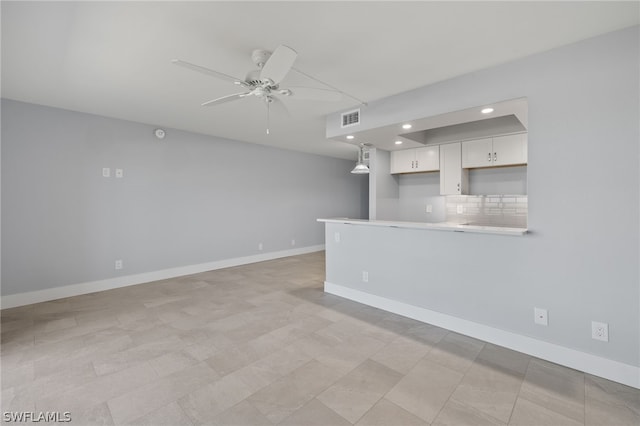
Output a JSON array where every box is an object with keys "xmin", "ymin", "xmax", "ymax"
[
  {"xmin": 325, "ymin": 281, "xmax": 640, "ymax": 390},
  {"xmin": 0, "ymin": 245, "xmax": 325, "ymax": 309}
]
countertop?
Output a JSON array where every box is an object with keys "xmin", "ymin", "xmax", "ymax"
[{"xmin": 317, "ymin": 218, "xmax": 527, "ymax": 236}]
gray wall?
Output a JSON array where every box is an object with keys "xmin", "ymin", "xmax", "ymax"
[
  {"xmin": 1, "ymin": 99, "xmax": 367, "ymax": 296},
  {"xmin": 325, "ymin": 26, "xmax": 639, "ymax": 366}
]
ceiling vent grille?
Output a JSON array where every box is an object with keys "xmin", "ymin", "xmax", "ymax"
[{"xmin": 341, "ymin": 109, "xmax": 360, "ymax": 128}]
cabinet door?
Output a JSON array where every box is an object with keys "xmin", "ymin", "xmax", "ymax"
[
  {"xmin": 440, "ymin": 142, "xmax": 467, "ymax": 195},
  {"xmin": 462, "ymin": 138, "xmax": 493, "ymax": 168},
  {"xmin": 492, "ymin": 134, "xmax": 527, "ymax": 166},
  {"xmin": 390, "ymin": 149, "xmax": 415, "ymax": 174},
  {"xmin": 414, "ymin": 146, "xmax": 439, "ymax": 172}
]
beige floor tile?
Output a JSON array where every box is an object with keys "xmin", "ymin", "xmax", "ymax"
[
  {"xmin": 317, "ymin": 359, "xmax": 403, "ymax": 423},
  {"xmin": 252, "ymin": 344, "xmax": 314, "ymax": 378},
  {"xmin": 34, "ymin": 316, "xmax": 78, "ymax": 334},
  {"xmin": 518, "ymin": 359, "xmax": 584, "ymax": 423},
  {"xmin": 425, "ymin": 332, "xmax": 485, "ymax": 373},
  {"xmin": 148, "ymin": 349, "xmax": 200, "ymax": 377},
  {"xmin": 355, "ymin": 398, "xmax": 428, "ymax": 426},
  {"xmin": 509, "ymin": 397, "xmax": 583, "ymax": 426},
  {"xmin": 37, "ymin": 362, "xmax": 159, "ymax": 414},
  {"xmin": 107, "ymin": 362, "xmax": 218, "ymax": 424},
  {"xmin": 475, "ymin": 343, "xmax": 531, "ymax": 376},
  {"xmin": 450, "ymin": 361, "xmax": 523, "ymax": 423},
  {"xmin": 92, "ymin": 335, "xmax": 185, "ymax": 376},
  {"xmin": 2, "ymin": 361, "xmax": 34, "ymax": 389},
  {"xmin": 370, "ymin": 335, "xmax": 432, "ymax": 374},
  {"xmin": 178, "ymin": 372, "xmax": 254, "ymax": 423},
  {"xmin": 585, "ymin": 375, "xmax": 640, "ymax": 426},
  {"xmin": 210, "ymin": 400, "xmax": 272, "ymax": 426},
  {"xmin": 29, "ymin": 362, "xmax": 97, "ymax": 401},
  {"xmin": 1, "ymin": 385, "xmax": 36, "ymax": 414},
  {"xmin": 66, "ymin": 402, "xmax": 114, "ymax": 426},
  {"xmin": 386, "ymin": 358, "xmax": 464, "ymax": 423},
  {"xmin": 227, "ymin": 361, "xmax": 283, "ymax": 394},
  {"xmin": 280, "ymin": 398, "xmax": 351, "ymax": 426},
  {"xmin": 433, "ymin": 398, "xmax": 506, "ymax": 426},
  {"xmin": 267, "ymin": 314, "xmax": 333, "ymax": 344},
  {"xmin": 247, "ymin": 359, "xmax": 342, "ymax": 424},
  {"xmin": 402, "ymin": 323, "xmax": 449, "ymax": 346},
  {"xmin": 126, "ymin": 401, "xmax": 193, "ymax": 426}
]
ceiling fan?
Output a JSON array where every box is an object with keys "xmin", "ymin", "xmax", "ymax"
[{"xmin": 172, "ymin": 45, "xmax": 363, "ymax": 134}]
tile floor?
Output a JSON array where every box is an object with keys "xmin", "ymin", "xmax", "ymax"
[{"xmin": 1, "ymin": 252, "xmax": 639, "ymax": 425}]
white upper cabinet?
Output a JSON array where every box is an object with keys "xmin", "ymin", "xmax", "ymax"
[
  {"xmin": 390, "ymin": 146, "xmax": 439, "ymax": 174},
  {"xmin": 461, "ymin": 138, "xmax": 493, "ymax": 168},
  {"xmin": 492, "ymin": 134, "xmax": 528, "ymax": 166},
  {"xmin": 462, "ymin": 133, "xmax": 527, "ymax": 168},
  {"xmin": 440, "ymin": 142, "xmax": 468, "ymax": 195}
]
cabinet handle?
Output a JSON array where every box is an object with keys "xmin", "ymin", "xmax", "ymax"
[
  {"xmin": 494, "ymin": 152, "xmax": 497, "ymax": 162},
  {"xmin": 487, "ymin": 153, "xmax": 491, "ymax": 162},
  {"xmin": 416, "ymin": 160, "xmax": 419, "ymax": 168},
  {"xmin": 457, "ymin": 182, "xmax": 460, "ymax": 193}
]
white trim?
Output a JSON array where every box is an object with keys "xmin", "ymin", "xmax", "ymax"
[
  {"xmin": 325, "ymin": 281, "xmax": 640, "ymax": 389},
  {"xmin": 0, "ymin": 245, "xmax": 324, "ymax": 309}
]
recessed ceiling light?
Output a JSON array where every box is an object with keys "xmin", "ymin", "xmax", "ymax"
[
  {"xmin": 402, "ymin": 124, "xmax": 412, "ymax": 129},
  {"xmin": 346, "ymin": 135, "xmax": 355, "ymax": 140},
  {"xmin": 395, "ymin": 140, "xmax": 403, "ymax": 145},
  {"xmin": 481, "ymin": 107, "xmax": 494, "ymax": 114}
]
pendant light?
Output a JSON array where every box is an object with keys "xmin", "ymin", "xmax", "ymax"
[{"xmin": 351, "ymin": 143, "xmax": 370, "ymax": 174}]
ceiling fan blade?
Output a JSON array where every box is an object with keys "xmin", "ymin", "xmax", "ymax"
[
  {"xmin": 201, "ymin": 92, "xmax": 251, "ymax": 107},
  {"xmin": 259, "ymin": 45, "xmax": 297, "ymax": 85},
  {"xmin": 172, "ymin": 59, "xmax": 248, "ymax": 86},
  {"xmin": 286, "ymin": 86, "xmax": 342, "ymax": 101}
]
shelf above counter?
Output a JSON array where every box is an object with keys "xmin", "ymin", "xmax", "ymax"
[{"xmin": 317, "ymin": 218, "xmax": 527, "ymax": 236}]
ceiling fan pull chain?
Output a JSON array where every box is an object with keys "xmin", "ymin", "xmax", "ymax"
[{"xmin": 266, "ymin": 99, "xmax": 270, "ymax": 135}]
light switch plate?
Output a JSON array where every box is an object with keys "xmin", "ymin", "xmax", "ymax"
[
  {"xmin": 426, "ymin": 204, "xmax": 433, "ymax": 213},
  {"xmin": 115, "ymin": 168, "xmax": 123, "ymax": 178},
  {"xmin": 457, "ymin": 205, "xmax": 464, "ymax": 214},
  {"xmin": 102, "ymin": 168, "xmax": 111, "ymax": 178}
]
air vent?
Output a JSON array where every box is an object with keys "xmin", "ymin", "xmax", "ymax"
[{"xmin": 341, "ymin": 109, "xmax": 360, "ymax": 128}]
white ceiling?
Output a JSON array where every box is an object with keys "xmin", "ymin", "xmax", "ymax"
[{"xmin": 2, "ymin": 1, "xmax": 638, "ymax": 160}]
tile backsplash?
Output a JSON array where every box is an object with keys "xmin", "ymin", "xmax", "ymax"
[{"xmin": 445, "ymin": 195, "xmax": 527, "ymax": 228}]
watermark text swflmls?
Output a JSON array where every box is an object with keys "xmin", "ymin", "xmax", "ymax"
[{"xmin": 3, "ymin": 411, "xmax": 71, "ymax": 422}]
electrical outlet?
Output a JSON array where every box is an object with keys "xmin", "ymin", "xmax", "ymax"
[
  {"xmin": 115, "ymin": 168, "xmax": 124, "ymax": 178},
  {"xmin": 592, "ymin": 321, "xmax": 609, "ymax": 342},
  {"xmin": 291, "ymin": 239, "xmax": 296, "ymax": 246},
  {"xmin": 102, "ymin": 168, "xmax": 111, "ymax": 178},
  {"xmin": 457, "ymin": 205, "xmax": 464, "ymax": 214},
  {"xmin": 362, "ymin": 271, "xmax": 369, "ymax": 282},
  {"xmin": 426, "ymin": 204, "xmax": 433, "ymax": 213},
  {"xmin": 534, "ymin": 307, "xmax": 548, "ymax": 326},
  {"xmin": 258, "ymin": 243, "xmax": 263, "ymax": 251},
  {"xmin": 114, "ymin": 259, "xmax": 123, "ymax": 270},
  {"xmin": 334, "ymin": 232, "xmax": 340, "ymax": 243}
]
